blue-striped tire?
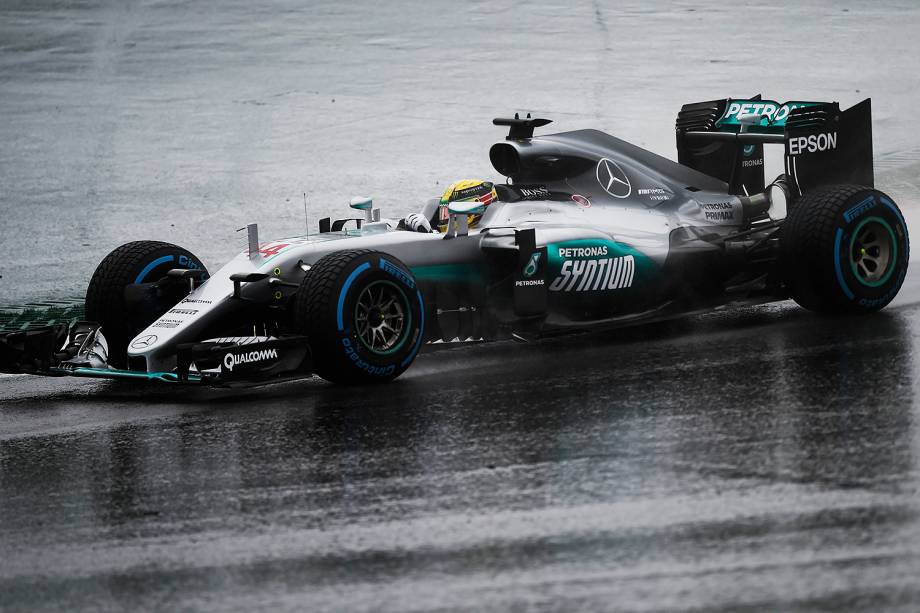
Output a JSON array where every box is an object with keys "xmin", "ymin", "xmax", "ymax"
[
  {"xmin": 781, "ymin": 185, "xmax": 909, "ymax": 314},
  {"xmin": 85, "ymin": 241, "xmax": 207, "ymax": 367},
  {"xmin": 295, "ymin": 250, "xmax": 424, "ymax": 384}
]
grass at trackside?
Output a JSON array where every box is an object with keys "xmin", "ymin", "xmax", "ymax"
[{"xmin": 0, "ymin": 298, "xmax": 85, "ymax": 333}]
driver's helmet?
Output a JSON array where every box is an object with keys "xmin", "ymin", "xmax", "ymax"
[{"xmin": 436, "ymin": 179, "xmax": 498, "ymax": 232}]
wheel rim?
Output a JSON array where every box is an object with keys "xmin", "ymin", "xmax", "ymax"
[
  {"xmin": 849, "ymin": 216, "xmax": 897, "ymax": 287},
  {"xmin": 354, "ymin": 281, "xmax": 409, "ymax": 355}
]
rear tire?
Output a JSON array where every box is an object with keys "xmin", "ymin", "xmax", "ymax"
[
  {"xmin": 85, "ymin": 241, "xmax": 207, "ymax": 367},
  {"xmin": 781, "ymin": 184, "xmax": 909, "ymax": 314},
  {"xmin": 294, "ymin": 250, "xmax": 425, "ymax": 384}
]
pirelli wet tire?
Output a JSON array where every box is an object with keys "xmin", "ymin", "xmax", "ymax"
[
  {"xmin": 85, "ymin": 241, "xmax": 207, "ymax": 367},
  {"xmin": 295, "ymin": 250, "xmax": 425, "ymax": 384},
  {"xmin": 781, "ymin": 184, "xmax": 909, "ymax": 314}
]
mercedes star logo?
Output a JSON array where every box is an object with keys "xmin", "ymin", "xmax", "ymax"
[
  {"xmin": 596, "ymin": 158, "xmax": 631, "ymax": 198},
  {"xmin": 131, "ymin": 335, "xmax": 158, "ymax": 349}
]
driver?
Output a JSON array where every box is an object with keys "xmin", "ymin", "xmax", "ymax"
[{"xmin": 400, "ymin": 179, "xmax": 499, "ymax": 233}]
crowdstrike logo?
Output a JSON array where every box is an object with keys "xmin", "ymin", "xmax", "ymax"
[
  {"xmin": 223, "ymin": 348, "xmax": 278, "ymax": 371},
  {"xmin": 595, "ymin": 158, "xmax": 631, "ymax": 198}
]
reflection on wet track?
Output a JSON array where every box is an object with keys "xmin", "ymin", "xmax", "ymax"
[{"xmin": 3, "ymin": 290, "xmax": 920, "ymax": 611}]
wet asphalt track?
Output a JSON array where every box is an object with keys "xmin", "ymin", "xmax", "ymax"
[
  {"xmin": 3, "ymin": 286, "xmax": 920, "ymax": 611},
  {"xmin": 4, "ymin": 1, "xmax": 920, "ymax": 611}
]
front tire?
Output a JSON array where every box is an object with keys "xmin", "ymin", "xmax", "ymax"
[
  {"xmin": 781, "ymin": 184, "xmax": 909, "ymax": 314},
  {"xmin": 85, "ymin": 241, "xmax": 207, "ymax": 367},
  {"xmin": 294, "ymin": 250, "xmax": 425, "ymax": 384}
]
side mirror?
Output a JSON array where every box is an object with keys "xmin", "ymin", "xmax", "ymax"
[
  {"xmin": 447, "ymin": 201, "xmax": 486, "ymax": 217},
  {"xmin": 349, "ymin": 196, "xmax": 372, "ymax": 211},
  {"xmin": 349, "ymin": 196, "xmax": 375, "ymax": 225},
  {"xmin": 443, "ymin": 202, "xmax": 486, "ymax": 239}
]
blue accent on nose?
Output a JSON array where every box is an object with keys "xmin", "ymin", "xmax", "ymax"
[{"xmin": 135, "ymin": 255, "xmax": 175, "ymax": 284}]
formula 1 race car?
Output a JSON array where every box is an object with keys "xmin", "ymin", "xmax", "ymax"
[{"xmin": 0, "ymin": 97, "xmax": 910, "ymax": 386}]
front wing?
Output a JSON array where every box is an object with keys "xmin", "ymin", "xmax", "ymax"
[{"xmin": 0, "ymin": 322, "xmax": 313, "ymax": 387}]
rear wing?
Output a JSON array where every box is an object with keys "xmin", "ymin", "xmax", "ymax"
[{"xmin": 675, "ymin": 97, "xmax": 873, "ymax": 197}]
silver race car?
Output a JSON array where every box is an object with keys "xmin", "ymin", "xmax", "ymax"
[{"xmin": 1, "ymin": 97, "xmax": 909, "ymax": 385}]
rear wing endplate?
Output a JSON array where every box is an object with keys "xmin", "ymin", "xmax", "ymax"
[{"xmin": 675, "ymin": 97, "xmax": 873, "ymax": 197}]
